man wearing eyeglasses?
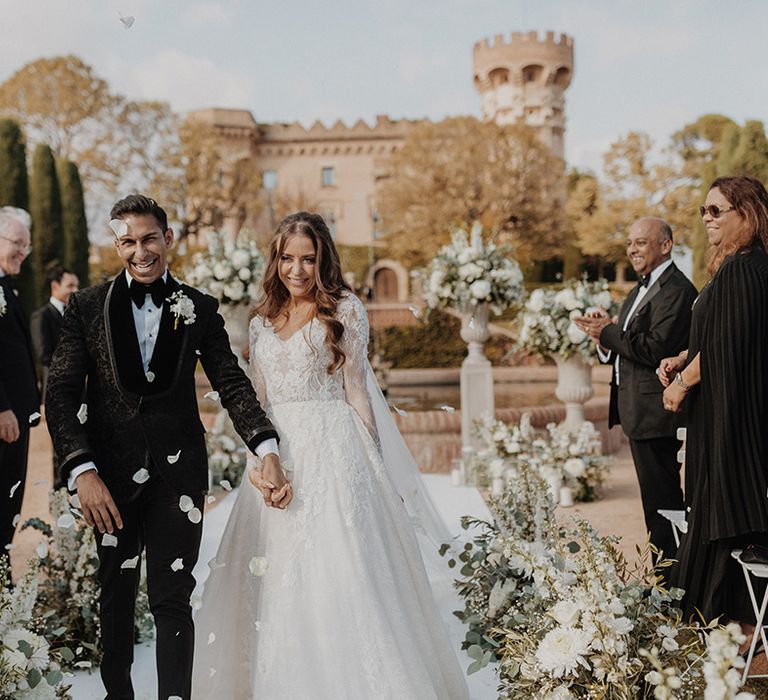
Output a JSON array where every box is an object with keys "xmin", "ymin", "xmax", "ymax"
[
  {"xmin": 0, "ymin": 206, "xmax": 40, "ymax": 561},
  {"xmin": 575, "ymin": 217, "xmax": 697, "ymax": 565}
]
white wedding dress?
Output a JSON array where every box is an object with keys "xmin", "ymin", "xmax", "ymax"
[{"xmin": 192, "ymin": 293, "xmax": 469, "ymax": 699}]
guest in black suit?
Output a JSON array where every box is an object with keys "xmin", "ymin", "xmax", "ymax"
[
  {"xmin": 0, "ymin": 206, "xmax": 40, "ymax": 557},
  {"xmin": 46, "ymin": 195, "xmax": 291, "ymax": 700},
  {"xmin": 31, "ymin": 265, "xmax": 79, "ymax": 402},
  {"xmin": 575, "ymin": 217, "xmax": 697, "ymax": 561}
]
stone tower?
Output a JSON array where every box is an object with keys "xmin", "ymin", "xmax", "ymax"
[{"xmin": 472, "ymin": 30, "xmax": 574, "ymax": 160}]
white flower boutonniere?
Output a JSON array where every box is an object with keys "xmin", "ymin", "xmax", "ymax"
[
  {"xmin": 167, "ymin": 290, "xmax": 196, "ymax": 330},
  {"xmin": 0, "ymin": 285, "xmax": 6, "ymax": 317}
]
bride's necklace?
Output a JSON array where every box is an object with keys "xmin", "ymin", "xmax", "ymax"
[{"xmin": 274, "ymin": 303, "xmax": 316, "ymax": 339}]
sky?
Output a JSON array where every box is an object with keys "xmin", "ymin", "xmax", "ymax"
[{"xmin": 0, "ymin": 0, "xmax": 766, "ymax": 174}]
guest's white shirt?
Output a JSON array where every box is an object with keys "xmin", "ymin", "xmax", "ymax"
[
  {"xmin": 598, "ymin": 259, "xmax": 673, "ymax": 385},
  {"xmin": 69, "ymin": 269, "xmax": 278, "ymax": 490},
  {"xmin": 49, "ymin": 296, "xmax": 65, "ymax": 316}
]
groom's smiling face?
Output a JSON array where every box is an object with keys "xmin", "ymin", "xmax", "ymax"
[{"xmin": 113, "ymin": 213, "xmax": 174, "ymax": 284}]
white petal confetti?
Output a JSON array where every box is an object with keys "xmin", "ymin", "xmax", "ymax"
[
  {"xmin": 439, "ymin": 405, "xmax": 456, "ymax": 413},
  {"xmin": 109, "ymin": 218, "xmax": 128, "ymax": 237},
  {"xmin": 70, "ymin": 494, "xmax": 81, "ymax": 509},
  {"xmin": 101, "ymin": 533, "xmax": 118, "ymax": 547},
  {"xmin": 167, "ymin": 450, "xmax": 181, "ymax": 464},
  {"xmin": 204, "ymin": 391, "xmax": 220, "ymax": 402},
  {"xmin": 207, "ymin": 495, "xmax": 216, "ymax": 504},
  {"xmin": 118, "ymin": 12, "xmax": 135, "ymax": 29},
  {"xmin": 195, "ymin": 349, "xmax": 201, "ymax": 356},
  {"xmin": 57, "ymin": 513, "xmax": 76, "ymax": 529},
  {"xmin": 209, "ymin": 667, "xmax": 216, "ymax": 677},
  {"xmin": 132, "ymin": 468, "xmax": 150, "ymax": 484},
  {"xmin": 168, "ymin": 697, "xmax": 182, "ymax": 700},
  {"xmin": 121, "ymin": 556, "xmax": 139, "ymax": 570},
  {"xmin": 4, "ymin": 543, "xmax": 15, "ymax": 550},
  {"xmin": 12, "ymin": 514, "xmax": 19, "ymax": 527},
  {"xmin": 254, "ymin": 621, "xmax": 261, "ymax": 630},
  {"xmin": 75, "ymin": 660, "xmax": 92, "ymax": 668},
  {"xmin": 208, "ymin": 557, "xmax": 226, "ymax": 570},
  {"xmin": 171, "ymin": 558, "xmax": 184, "ymax": 572},
  {"xmin": 207, "ymin": 632, "xmax": 216, "ymax": 645},
  {"xmin": 392, "ymin": 404, "xmax": 408, "ymax": 417},
  {"xmin": 190, "ymin": 595, "xmax": 202, "ymax": 610},
  {"xmin": 145, "ymin": 371, "xmax": 155, "ymax": 383},
  {"xmin": 77, "ymin": 403, "xmax": 88, "ymax": 424},
  {"xmin": 28, "ymin": 411, "xmax": 41, "ymax": 423},
  {"xmin": 220, "ymin": 480, "xmax": 232, "ymax": 492},
  {"xmin": 407, "ymin": 304, "xmax": 422, "ymax": 319},
  {"xmin": 179, "ymin": 495, "xmax": 194, "ymax": 513},
  {"xmin": 187, "ymin": 507, "xmax": 202, "ymax": 524},
  {"xmin": 36, "ymin": 542, "xmax": 48, "ymax": 558},
  {"xmin": 9, "ymin": 480, "xmax": 20, "ymax": 498},
  {"xmin": 248, "ymin": 556, "xmax": 269, "ymax": 577}
]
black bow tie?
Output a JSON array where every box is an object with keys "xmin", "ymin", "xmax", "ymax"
[
  {"xmin": 129, "ymin": 277, "xmax": 166, "ymax": 308},
  {"xmin": 639, "ymin": 274, "xmax": 651, "ymax": 288}
]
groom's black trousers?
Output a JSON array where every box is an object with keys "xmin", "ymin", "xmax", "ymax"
[{"xmin": 95, "ymin": 471, "xmax": 204, "ymax": 700}]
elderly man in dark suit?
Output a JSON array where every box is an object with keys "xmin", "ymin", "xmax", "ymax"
[
  {"xmin": 31, "ymin": 265, "xmax": 79, "ymax": 402},
  {"xmin": 576, "ymin": 217, "xmax": 697, "ymax": 562},
  {"xmin": 0, "ymin": 206, "xmax": 40, "ymax": 557}
]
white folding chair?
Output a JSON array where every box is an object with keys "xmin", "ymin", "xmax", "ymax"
[
  {"xmin": 658, "ymin": 509, "xmax": 687, "ymax": 548},
  {"xmin": 731, "ymin": 549, "xmax": 768, "ymax": 681}
]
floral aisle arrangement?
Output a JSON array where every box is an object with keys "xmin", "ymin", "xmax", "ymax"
[
  {"xmin": 21, "ymin": 490, "xmax": 154, "ymax": 671},
  {"xmin": 183, "ymin": 230, "xmax": 265, "ymax": 306},
  {"xmin": 472, "ymin": 413, "xmax": 610, "ymax": 502},
  {"xmin": 516, "ymin": 278, "xmax": 615, "ymax": 362},
  {"xmin": 420, "ymin": 224, "xmax": 525, "ymax": 315},
  {"xmin": 0, "ymin": 559, "xmax": 72, "ymax": 699},
  {"xmin": 443, "ymin": 460, "xmax": 753, "ymax": 699},
  {"xmin": 206, "ymin": 409, "xmax": 248, "ymax": 488}
]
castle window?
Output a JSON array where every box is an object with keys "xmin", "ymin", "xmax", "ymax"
[
  {"xmin": 262, "ymin": 170, "xmax": 277, "ymax": 190},
  {"xmin": 522, "ymin": 64, "xmax": 544, "ymax": 83},
  {"xmin": 372, "ymin": 210, "xmax": 383, "ymax": 240},
  {"xmin": 321, "ymin": 166, "xmax": 336, "ymax": 187}
]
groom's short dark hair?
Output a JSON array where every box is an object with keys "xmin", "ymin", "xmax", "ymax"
[{"xmin": 110, "ymin": 194, "xmax": 168, "ymax": 232}]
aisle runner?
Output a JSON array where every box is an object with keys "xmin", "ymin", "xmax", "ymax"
[{"xmin": 68, "ymin": 475, "xmax": 497, "ymax": 699}]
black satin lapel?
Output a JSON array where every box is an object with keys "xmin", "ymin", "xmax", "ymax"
[
  {"xmin": 632, "ymin": 265, "xmax": 676, "ymax": 318},
  {"xmin": 108, "ymin": 274, "xmax": 147, "ymax": 392},
  {"xmin": 618, "ymin": 286, "xmax": 640, "ymax": 327}
]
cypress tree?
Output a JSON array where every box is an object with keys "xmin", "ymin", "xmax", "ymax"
[
  {"xmin": 29, "ymin": 143, "xmax": 64, "ymax": 305},
  {"xmin": 0, "ymin": 119, "xmax": 35, "ymax": 315},
  {"xmin": 56, "ymin": 159, "xmax": 89, "ymax": 286},
  {"xmin": 728, "ymin": 120, "xmax": 768, "ymax": 182}
]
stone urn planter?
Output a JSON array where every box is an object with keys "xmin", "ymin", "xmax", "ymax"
[
  {"xmin": 460, "ymin": 303, "xmax": 494, "ymax": 449},
  {"xmin": 553, "ymin": 354, "xmax": 594, "ymax": 432}
]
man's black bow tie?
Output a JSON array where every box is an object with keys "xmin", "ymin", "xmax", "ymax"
[
  {"xmin": 129, "ymin": 277, "xmax": 166, "ymax": 308},
  {"xmin": 639, "ymin": 274, "xmax": 651, "ymax": 288}
]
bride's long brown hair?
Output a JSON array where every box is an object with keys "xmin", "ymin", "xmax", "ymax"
[{"xmin": 254, "ymin": 212, "xmax": 352, "ymax": 373}]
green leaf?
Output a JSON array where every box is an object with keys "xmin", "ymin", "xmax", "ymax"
[
  {"xmin": 51, "ymin": 626, "xmax": 67, "ymax": 636},
  {"xmin": 467, "ymin": 660, "xmax": 482, "ymax": 675},
  {"xmin": 448, "ymin": 559, "xmax": 456, "ymax": 569},
  {"xmin": 46, "ymin": 669, "xmax": 63, "ymax": 686},
  {"xmin": 17, "ymin": 639, "xmax": 34, "ymax": 658},
  {"xmin": 566, "ymin": 541, "xmax": 581, "ymax": 553},
  {"xmin": 460, "ymin": 563, "xmax": 474, "ymax": 577},
  {"xmin": 27, "ymin": 667, "xmax": 42, "ymax": 688},
  {"xmin": 467, "ymin": 644, "xmax": 484, "ymax": 660},
  {"xmin": 55, "ymin": 646, "xmax": 75, "ymax": 662},
  {"xmin": 438, "ymin": 543, "xmax": 450, "ymax": 557}
]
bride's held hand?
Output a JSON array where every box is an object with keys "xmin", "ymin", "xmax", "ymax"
[{"xmin": 261, "ymin": 454, "xmax": 294, "ymax": 510}]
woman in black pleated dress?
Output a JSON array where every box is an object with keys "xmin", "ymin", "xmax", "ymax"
[{"xmin": 659, "ymin": 175, "xmax": 768, "ymax": 626}]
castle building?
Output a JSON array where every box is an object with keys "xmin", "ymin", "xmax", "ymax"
[{"xmin": 190, "ymin": 30, "xmax": 574, "ymax": 303}]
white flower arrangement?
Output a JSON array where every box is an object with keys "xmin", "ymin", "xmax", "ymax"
[
  {"xmin": 420, "ymin": 223, "xmax": 525, "ymax": 315},
  {"xmin": 516, "ymin": 278, "xmax": 615, "ymax": 363},
  {"xmin": 183, "ymin": 231, "xmax": 265, "ymax": 307},
  {"xmin": 0, "ymin": 285, "xmax": 6, "ymax": 317},
  {"xmin": 167, "ymin": 290, "xmax": 196, "ymax": 329}
]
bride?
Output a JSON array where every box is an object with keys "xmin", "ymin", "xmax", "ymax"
[{"xmin": 192, "ymin": 212, "xmax": 469, "ymax": 699}]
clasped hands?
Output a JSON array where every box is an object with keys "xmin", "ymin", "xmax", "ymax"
[
  {"xmin": 572, "ymin": 308, "xmax": 615, "ymax": 341},
  {"xmin": 249, "ymin": 453, "xmax": 293, "ymax": 509},
  {"xmin": 658, "ymin": 353, "xmax": 688, "ymax": 413}
]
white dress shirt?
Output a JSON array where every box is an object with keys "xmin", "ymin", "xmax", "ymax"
[
  {"xmin": 598, "ymin": 259, "xmax": 673, "ymax": 385},
  {"xmin": 49, "ymin": 296, "xmax": 65, "ymax": 316},
  {"xmin": 69, "ymin": 270, "xmax": 278, "ymax": 490}
]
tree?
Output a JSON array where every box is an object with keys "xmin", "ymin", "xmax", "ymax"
[
  {"xmin": 57, "ymin": 159, "xmax": 89, "ymax": 286},
  {"xmin": 728, "ymin": 120, "xmax": 768, "ymax": 181},
  {"xmin": 0, "ymin": 118, "xmax": 35, "ymax": 314},
  {"xmin": 29, "ymin": 143, "xmax": 64, "ymax": 305},
  {"xmin": 378, "ymin": 117, "xmax": 564, "ymax": 268}
]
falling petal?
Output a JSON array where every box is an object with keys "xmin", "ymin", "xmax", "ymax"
[
  {"xmin": 179, "ymin": 495, "xmax": 194, "ymax": 512},
  {"xmin": 4, "ymin": 543, "xmax": 15, "ymax": 550},
  {"xmin": 204, "ymin": 391, "xmax": 220, "ymax": 402},
  {"xmin": 220, "ymin": 480, "xmax": 232, "ymax": 492},
  {"xmin": 11, "ymin": 514, "xmax": 19, "ymax": 527},
  {"xmin": 171, "ymin": 558, "xmax": 184, "ymax": 572},
  {"xmin": 208, "ymin": 557, "xmax": 226, "ymax": 570},
  {"xmin": 439, "ymin": 405, "xmax": 456, "ymax": 413},
  {"xmin": 207, "ymin": 495, "xmax": 216, "ymax": 504},
  {"xmin": 195, "ymin": 349, "xmax": 201, "ymax": 356},
  {"xmin": 190, "ymin": 595, "xmax": 202, "ymax": 611},
  {"xmin": 392, "ymin": 404, "xmax": 408, "ymax": 417},
  {"xmin": 75, "ymin": 661, "xmax": 92, "ymax": 668},
  {"xmin": 254, "ymin": 621, "xmax": 261, "ymax": 630},
  {"xmin": 9, "ymin": 480, "xmax": 20, "ymax": 498},
  {"xmin": 57, "ymin": 513, "xmax": 76, "ymax": 529},
  {"xmin": 407, "ymin": 304, "xmax": 421, "ymax": 319},
  {"xmin": 118, "ymin": 12, "xmax": 135, "ymax": 28},
  {"xmin": 209, "ymin": 668, "xmax": 216, "ymax": 677},
  {"xmin": 167, "ymin": 450, "xmax": 181, "ymax": 464},
  {"xmin": 145, "ymin": 371, "xmax": 155, "ymax": 383},
  {"xmin": 121, "ymin": 556, "xmax": 139, "ymax": 570},
  {"xmin": 208, "ymin": 632, "xmax": 216, "ymax": 645},
  {"xmin": 36, "ymin": 542, "xmax": 48, "ymax": 558},
  {"xmin": 248, "ymin": 556, "xmax": 269, "ymax": 577},
  {"xmin": 77, "ymin": 403, "xmax": 88, "ymax": 424},
  {"xmin": 109, "ymin": 218, "xmax": 128, "ymax": 237},
  {"xmin": 28, "ymin": 411, "xmax": 41, "ymax": 423},
  {"xmin": 101, "ymin": 533, "xmax": 118, "ymax": 547},
  {"xmin": 188, "ymin": 506, "xmax": 202, "ymax": 524},
  {"xmin": 132, "ymin": 468, "xmax": 150, "ymax": 484},
  {"xmin": 70, "ymin": 494, "xmax": 81, "ymax": 509}
]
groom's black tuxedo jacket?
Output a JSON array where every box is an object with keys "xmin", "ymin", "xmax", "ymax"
[
  {"xmin": 46, "ymin": 273, "xmax": 278, "ymax": 503},
  {"xmin": 598, "ymin": 262, "xmax": 697, "ymax": 440}
]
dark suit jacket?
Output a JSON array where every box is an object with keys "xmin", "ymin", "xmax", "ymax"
[
  {"xmin": 0, "ymin": 276, "xmax": 40, "ymax": 422},
  {"xmin": 45, "ymin": 274, "xmax": 278, "ymax": 502},
  {"xmin": 599, "ymin": 262, "xmax": 697, "ymax": 440},
  {"xmin": 31, "ymin": 302, "xmax": 63, "ymax": 401}
]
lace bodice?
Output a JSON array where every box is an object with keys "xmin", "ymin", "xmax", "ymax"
[{"xmin": 248, "ymin": 293, "xmax": 379, "ymax": 447}]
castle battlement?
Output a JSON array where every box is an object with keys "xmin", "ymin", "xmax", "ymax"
[
  {"xmin": 473, "ymin": 30, "xmax": 573, "ymax": 55},
  {"xmin": 259, "ymin": 115, "xmax": 421, "ymax": 143}
]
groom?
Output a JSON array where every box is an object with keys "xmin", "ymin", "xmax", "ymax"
[{"xmin": 46, "ymin": 194, "xmax": 289, "ymax": 700}]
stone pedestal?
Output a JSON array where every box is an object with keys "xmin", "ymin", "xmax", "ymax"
[
  {"xmin": 553, "ymin": 354, "xmax": 594, "ymax": 431},
  {"xmin": 460, "ymin": 303, "xmax": 495, "ymax": 449},
  {"xmin": 220, "ymin": 303, "xmax": 251, "ymax": 369}
]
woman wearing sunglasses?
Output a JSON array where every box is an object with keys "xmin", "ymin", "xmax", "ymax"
[{"xmin": 658, "ymin": 176, "xmax": 768, "ymax": 646}]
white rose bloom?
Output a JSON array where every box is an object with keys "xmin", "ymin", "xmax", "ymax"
[
  {"xmin": 470, "ymin": 279, "xmax": 492, "ymax": 300},
  {"xmin": 224, "ymin": 280, "xmax": 245, "ymax": 301},
  {"xmin": 195, "ymin": 264, "xmax": 212, "ymax": 281},
  {"xmin": 248, "ymin": 283, "xmax": 259, "ymax": 299},
  {"xmin": 550, "ymin": 600, "xmax": 581, "ymax": 627},
  {"xmin": 457, "ymin": 249, "xmax": 473, "ymax": 265},
  {"xmin": 566, "ymin": 323, "xmax": 588, "ymax": 344},
  {"xmin": 554, "ymin": 288, "xmax": 579, "ymax": 311},
  {"xmin": 213, "ymin": 262, "xmax": 230, "ymax": 281},
  {"xmin": 528, "ymin": 288, "xmax": 546, "ymax": 312},
  {"xmin": 231, "ymin": 249, "xmax": 250, "ymax": 269},
  {"xmin": 238, "ymin": 267, "xmax": 252, "ymax": 281},
  {"xmin": 429, "ymin": 270, "xmax": 445, "ymax": 290},
  {"xmin": 535, "ymin": 626, "xmax": 591, "ymax": 678},
  {"xmin": 209, "ymin": 281, "xmax": 224, "ymax": 296},
  {"xmin": 564, "ymin": 458, "xmax": 586, "ymax": 478},
  {"xmin": 459, "ymin": 262, "xmax": 483, "ymax": 281}
]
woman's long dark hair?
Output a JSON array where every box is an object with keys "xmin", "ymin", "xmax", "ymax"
[{"xmin": 254, "ymin": 212, "xmax": 352, "ymax": 373}]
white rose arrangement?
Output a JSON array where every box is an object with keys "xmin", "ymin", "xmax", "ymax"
[
  {"xmin": 420, "ymin": 223, "xmax": 524, "ymax": 315},
  {"xmin": 183, "ymin": 231, "xmax": 265, "ymax": 307},
  {"xmin": 516, "ymin": 278, "xmax": 615, "ymax": 363}
]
